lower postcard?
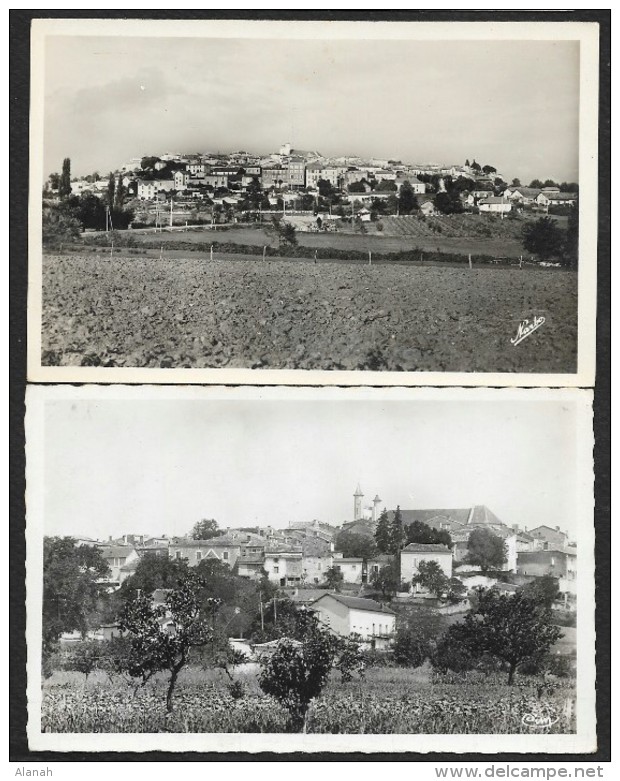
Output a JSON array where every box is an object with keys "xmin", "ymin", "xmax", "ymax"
[{"xmin": 24, "ymin": 384, "xmax": 597, "ymax": 753}]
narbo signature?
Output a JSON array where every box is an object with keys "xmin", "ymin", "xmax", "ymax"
[{"xmin": 511, "ymin": 315, "xmax": 546, "ymax": 346}]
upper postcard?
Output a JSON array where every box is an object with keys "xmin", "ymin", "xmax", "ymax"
[{"xmin": 27, "ymin": 18, "xmax": 600, "ymax": 386}]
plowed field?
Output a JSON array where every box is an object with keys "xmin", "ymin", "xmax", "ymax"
[{"xmin": 41, "ymin": 254, "xmax": 578, "ymax": 373}]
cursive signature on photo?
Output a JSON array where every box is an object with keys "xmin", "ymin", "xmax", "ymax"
[{"xmin": 511, "ymin": 316, "xmax": 546, "ymax": 347}]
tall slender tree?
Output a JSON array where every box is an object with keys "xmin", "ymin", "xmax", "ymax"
[
  {"xmin": 107, "ymin": 172, "xmax": 116, "ymax": 208},
  {"xmin": 58, "ymin": 158, "xmax": 72, "ymax": 198},
  {"xmin": 374, "ymin": 508, "xmax": 392, "ymax": 554},
  {"xmin": 389, "ymin": 505, "xmax": 406, "ymax": 554}
]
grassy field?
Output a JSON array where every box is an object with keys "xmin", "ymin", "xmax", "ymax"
[
  {"xmin": 41, "ymin": 664, "xmax": 576, "ymax": 734},
  {"xmin": 127, "ymin": 223, "xmax": 528, "ymax": 259}
]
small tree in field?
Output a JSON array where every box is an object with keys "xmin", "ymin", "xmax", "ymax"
[
  {"xmin": 436, "ymin": 588, "xmax": 563, "ymax": 684},
  {"xmin": 271, "ymin": 216, "xmax": 297, "ymax": 248},
  {"xmin": 522, "ymin": 217, "xmax": 564, "ymax": 262},
  {"xmin": 258, "ymin": 611, "xmax": 338, "ymax": 730},
  {"xmin": 64, "ymin": 640, "xmax": 102, "ymax": 681},
  {"xmin": 118, "ymin": 571, "xmax": 215, "ymax": 712}
]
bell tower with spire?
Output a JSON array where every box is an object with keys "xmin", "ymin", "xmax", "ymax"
[
  {"xmin": 372, "ymin": 494, "xmax": 382, "ymax": 523},
  {"xmin": 353, "ymin": 483, "xmax": 364, "ymax": 521}
]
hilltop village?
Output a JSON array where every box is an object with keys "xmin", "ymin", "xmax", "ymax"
[
  {"xmin": 65, "ymin": 485, "xmax": 576, "ymax": 648},
  {"xmin": 46, "ymin": 143, "xmax": 578, "ymax": 232}
]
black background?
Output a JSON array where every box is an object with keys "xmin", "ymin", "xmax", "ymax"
[{"xmin": 9, "ymin": 8, "xmax": 611, "ymax": 763}]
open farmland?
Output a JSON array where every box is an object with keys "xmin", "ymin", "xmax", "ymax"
[
  {"xmin": 124, "ymin": 215, "xmax": 530, "ymax": 259},
  {"xmin": 41, "ymin": 253, "xmax": 578, "ymax": 372},
  {"xmin": 41, "ymin": 666, "xmax": 576, "ymax": 734}
]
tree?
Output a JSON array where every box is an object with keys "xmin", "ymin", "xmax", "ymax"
[
  {"xmin": 393, "ymin": 625, "xmax": 429, "ymax": 667},
  {"xmin": 191, "ymin": 518, "xmax": 220, "ymax": 541},
  {"xmin": 434, "ymin": 191, "xmax": 463, "ymax": 215},
  {"xmin": 398, "ymin": 181, "xmax": 418, "ymax": 215},
  {"xmin": 48, "ymin": 172, "xmax": 61, "ymax": 191},
  {"xmin": 324, "ymin": 565, "xmax": 344, "ymax": 591},
  {"xmin": 482, "ymin": 165, "xmax": 497, "ymax": 175},
  {"xmin": 141, "ymin": 156, "xmax": 160, "ymax": 170},
  {"xmin": 522, "ymin": 216, "xmax": 565, "ymax": 262},
  {"xmin": 405, "ymin": 520, "xmax": 452, "ymax": 549},
  {"xmin": 348, "ymin": 181, "xmax": 366, "ymax": 193},
  {"xmin": 43, "ymin": 538, "xmax": 110, "ymax": 655},
  {"xmin": 64, "ymin": 639, "xmax": 102, "ymax": 681},
  {"xmin": 335, "ymin": 635, "xmax": 366, "ymax": 683},
  {"xmin": 441, "ymin": 588, "xmax": 563, "ymax": 684},
  {"xmin": 465, "ymin": 528, "xmax": 507, "ymax": 573},
  {"xmin": 559, "ymin": 182, "xmax": 579, "ymax": 193},
  {"xmin": 106, "ymin": 172, "xmax": 116, "ymax": 207},
  {"xmin": 389, "ymin": 506, "xmax": 406, "ymax": 554},
  {"xmin": 114, "ymin": 177, "xmax": 126, "ymax": 210},
  {"xmin": 68, "ymin": 193, "xmax": 106, "ymax": 230},
  {"xmin": 370, "ymin": 558, "xmax": 401, "ymax": 598},
  {"xmin": 411, "ymin": 560, "xmax": 449, "ymax": 598},
  {"xmin": 42, "ymin": 204, "xmax": 82, "ymax": 246},
  {"xmin": 59, "ymin": 158, "xmax": 72, "ymax": 198},
  {"xmin": 271, "ymin": 216, "xmax": 297, "ymax": 248},
  {"xmin": 511, "ymin": 178, "xmax": 522, "ymax": 187},
  {"xmin": 529, "ymin": 179, "xmax": 544, "ymax": 189},
  {"xmin": 374, "ymin": 508, "xmax": 392, "ymax": 554},
  {"xmin": 334, "ymin": 529, "xmax": 378, "ymax": 560},
  {"xmin": 258, "ymin": 611, "xmax": 339, "ymax": 730},
  {"xmin": 117, "ymin": 552, "xmax": 190, "ymax": 600},
  {"xmin": 471, "ymin": 160, "xmax": 481, "ymax": 172},
  {"xmin": 519, "ymin": 575, "xmax": 560, "ymax": 610},
  {"xmin": 543, "ymin": 179, "xmax": 558, "ymax": 188},
  {"xmin": 376, "ymin": 178, "xmax": 397, "ymax": 192},
  {"xmin": 118, "ymin": 571, "xmax": 215, "ymax": 711},
  {"xmin": 465, "ymin": 159, "xmax": 470, "ymax": 167}
]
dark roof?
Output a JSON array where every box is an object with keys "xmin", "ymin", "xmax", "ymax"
[
  {"xmin": 545, "ymin": 192, "xmax": 577, "ymax": 200},
  {"xmin": 100, "ymin": 545, "xmax": 134, "ymax": 558},
  {"xmin": 170, "ymin": 536, "xmax": 240, "ymax": 548},
  {"xmin": 402, "ymin": 543, "xmax": 451, "ymax": 553},
  {"xmin": 312, "ymin": 593, "xmax": 395, "ymax": 615},
  {"xmin": 389, "ymin": 505, "xmax": 504, "ymax": 529}
]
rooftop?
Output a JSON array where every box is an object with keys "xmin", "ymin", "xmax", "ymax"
[
  {"xmin": 402, "ymin": 543, "xmax": 452, "ymax": 553},
  {"xmin": 312, "ymin": 593, "xmax": 396, "ymax": 615}
]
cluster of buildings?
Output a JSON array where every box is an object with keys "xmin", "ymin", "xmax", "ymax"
[
  {"xmin": 72, "ymin": 483, "xmax": 576, "ymax": 649},
  {"xmin": 60, "ymin": 145, "xmax": 576, "ymax": 226},
  {"xmin": 79, "ymin": 482, "xmax": 576, "ymax": 598}
]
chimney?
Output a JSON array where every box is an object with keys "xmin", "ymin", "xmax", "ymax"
[{"xmin": 108, "ymin": 535, "xmax": 112, "ymax": 542}]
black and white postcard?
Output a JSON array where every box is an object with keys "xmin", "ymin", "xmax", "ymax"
[
  {"xmin": 25, "ymin": 385, "xmax": 596, "ymax": 753},
  {"xmin": 27, "ymin": 18, "xmax": 600, "ymax": 386}
]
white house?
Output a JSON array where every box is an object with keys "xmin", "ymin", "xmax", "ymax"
[
  {"xmin": 98, "ymin": 544, "xmax": 140, "ymax": 589},
  {"xmin": 310, "ymin": 593, "xmax": 396, "ymax": 648},
  {"xmin": 137, "ymin": 179, "xmax": 175, "ymax": 200},
  {"xmin": 535, "ymin": 192, "xmax": 577, "ymax": 208},
  {"xmin": 333, "ymin": 556, "xmax": 364, "ymax": 584},
  {"xmin": 400, "ymin": 543, "xmax": 453, "ymax": 592},
  {"xmin": 263, "ymin": 551, "xmax": 303, "ymax": 587},
  {"xmin": 478, "ymin": 197, "xmax": 512, "ymax": 214},
  {"xmin": 174, "ymin": 170, "xmax": 188, "ymax": 190}
]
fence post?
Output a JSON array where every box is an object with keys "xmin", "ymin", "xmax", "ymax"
[
  {"xmin": 210, "ymin": 245, "xmax": 213, "ymax": 262},
  {"xmin": 368, "ymin": 251, "xmax": 372, "ymax": 266},
  {"xmin": 263, "ymin": 245, "xmax": 266, "ymax": 260},
  {"xmin": 519, "ymin": 255, "xmax": 523, "ymax": 269},
  {"xmin": 468, "ymin": 253, "xmax": 472, "ymax": 269}
]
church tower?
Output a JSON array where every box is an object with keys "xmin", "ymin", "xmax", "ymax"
[
  {"xmin": 372, "ymin": 494, "xmax": 382, "ymax": 523},
  {"xmin": 353, "ymin": 483, "xmax": 364, "ymax": 521}
]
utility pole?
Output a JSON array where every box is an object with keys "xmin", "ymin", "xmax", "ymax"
[
  {"xmin": 273, "ymin": 596, "xmax": 277, "ymax": 626},
  {"xmin": 259, "ymin": 592, "xmax": 264, "ymax": 632}
]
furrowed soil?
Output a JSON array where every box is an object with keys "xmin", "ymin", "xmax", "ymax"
[{"xmin": 41, "ymin": 254, "xmax": 578, "ymax": 372}]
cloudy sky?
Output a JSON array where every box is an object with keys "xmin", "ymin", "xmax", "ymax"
[
  {"xmin": 37, "ymin": 388, "xmax": 590, "ymax": 542},
  {"xmin": 42, "ymin": 34, "xmax": 580, "ymax": 184}
]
